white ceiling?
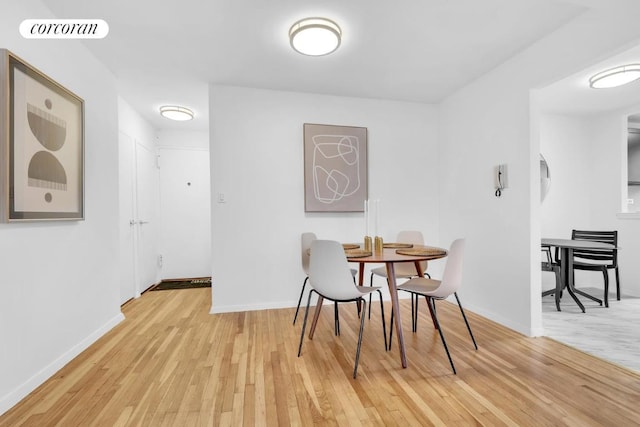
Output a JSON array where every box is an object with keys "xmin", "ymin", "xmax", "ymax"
[
  {"xmin": 40, "ymin": 0, "xmax": 602, "ymax": 131},
  {"xmin": 537, "ymin": 43, "xmax": 640, "ymax": 116}
]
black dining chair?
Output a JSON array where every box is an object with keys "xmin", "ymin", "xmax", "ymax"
[{"xmin": 571, "ymin": 230, "xmax": 619, "ymax": 308}]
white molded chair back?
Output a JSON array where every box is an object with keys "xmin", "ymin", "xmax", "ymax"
[
  {"xmin": 397, "ymin": 230, "xmax": 424, "ymax": 245},
  {"xmin": 309, "ymin": 240, "xmax": 362, "ymax": 301},
  {"xmin": 432, "ymin": 238, "xmax": 465, "ymax": 299},
  {"xmin": 301, "ymin": 232, "xmax": 317, "ymax": 276},
  {"xmin": 395, "ymin": 230, "xmax": 426, "ymax": 276}
]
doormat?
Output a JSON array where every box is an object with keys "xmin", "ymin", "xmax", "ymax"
[{"xmin": 151, "ymin": 277, "xmax": 211, "ymax": 291}]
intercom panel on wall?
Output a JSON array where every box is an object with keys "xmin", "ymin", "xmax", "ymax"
[{"xmin": 495, "ymin": 164, "xmax": 508, "ymax": 190}]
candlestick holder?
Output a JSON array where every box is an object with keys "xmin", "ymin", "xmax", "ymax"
[{"xmin": 374, "ymin": 236, "xmax": 384, "ymax": 254}]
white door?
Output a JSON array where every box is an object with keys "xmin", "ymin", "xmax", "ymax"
[
  {"xmin": 159, "ymin": 148, "xmax": 211, "ymax": 279},
  {"xmin": 135, "ymin": 142, "xmax": 160, "ymax": 292},
  {"xmin": 118, "ymin": 131, "xmax": 136, "ymax": 304}
]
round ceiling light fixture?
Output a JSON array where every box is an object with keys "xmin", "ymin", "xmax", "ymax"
[
  {"xmin": 589, "ymin": 64, "xmax": 640, "ymax": 89},
  {"xmin": 289, "ymin": 17, "xmax": 341, "ymax": 56},
  {"xmin": 159, "ymin": 105, "xmax": 194, "ymax": 121}
]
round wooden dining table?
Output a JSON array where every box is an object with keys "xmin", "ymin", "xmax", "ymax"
[{"xmin": 307, "ymin": 244, "xmax": 448, "ymax": 369}]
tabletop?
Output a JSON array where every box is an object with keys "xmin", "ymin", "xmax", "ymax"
[
  {"xmin": 345, "ymin": 245, "xmax": 448, "ymax": 263},
  {"xmin": 541, "ymin": 238, "xmax": 616, "ymax": 250}
]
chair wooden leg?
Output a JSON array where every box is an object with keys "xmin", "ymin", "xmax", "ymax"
[
  {"xmin": 454, "ymin": 292, "xmax": 478, "ymax": 350},
  {"xmin": 353, "ymin": 298, "xmax": 367, "ymax": 378},
  {"xmin": 298, "ymin": 290, "xmax": 316, "ymax": 357},
  {"xmin": 334, "ymin": 302, "xmax": 341, "ymax": 336},
  {"xmin": 293, "ymin": 276, "xmax": 308, "ymax": 325},
  {"xmin": 615, "ymin": 267, "xmax": 621, "ymax": 300},
  {"xmin": 429, "ymin": 298, "xmax": 456, "ymax": 375}
]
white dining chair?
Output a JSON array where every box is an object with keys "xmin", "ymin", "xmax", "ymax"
[
  {"xmin": 294, "ymin": 233, "xmax": 358, "ymax": 337},
  {"xmin": 293, "ymin": 232, "xmax": 317, "ymax": 325},
  {"xmin": 389, "ymin": 238, "xmax": 477, "ymax": 374},
  {"xmin": 297, "ymin": 240, "xmax": 387, "ymax": 378}
]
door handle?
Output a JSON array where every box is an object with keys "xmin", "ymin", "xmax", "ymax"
[{"xmin": 139, "ymin": 220, "xmax": 150, "ymax": 225}]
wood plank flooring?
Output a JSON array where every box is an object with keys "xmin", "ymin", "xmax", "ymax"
[{"xmin": 1, "ymin": 288, "xmax": 639, "ymax": 426}]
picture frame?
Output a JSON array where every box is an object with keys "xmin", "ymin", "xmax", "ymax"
[
  {"xmin": 0, "ymin": 49, "xmax": 84, "ymax": 221},
  {"xmin": 304, "ymin": 123, "xmax": 367, "ymax": 212}
]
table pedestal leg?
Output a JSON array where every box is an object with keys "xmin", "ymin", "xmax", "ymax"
[
  {"xmin": 562, "ymin": 248, "xmax": 585, "ymax": 313},
  {"xmin": 356, "ymin": 262, "xmax": 365, "ymax": 313},
  {"xmin": 387, "ymin": 262, "xmax": 407, "ymax": 368}
]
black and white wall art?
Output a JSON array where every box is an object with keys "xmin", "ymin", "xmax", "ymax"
[{"xmin": 0, "ymin": 49, "xmax": 84, "ymax": 221}]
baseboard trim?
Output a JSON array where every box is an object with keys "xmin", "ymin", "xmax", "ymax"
[
  {"xmin": 211, "ymin": 301, "xmax": 295, "ymax": 314},
  {"xmin": 0, "ymin": 312, "xmax": 125, "ymax": 416},
  {"xmin": 210, "ymin": 292, "xmax": 424, "ymax": 315},
  {"xmin": 461, "ymin": 301, "xmax": 534, "ymax": 336}
]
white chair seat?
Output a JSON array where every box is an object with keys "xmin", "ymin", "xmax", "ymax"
[
  {"xmin": 354, "ymin": 285, "xmax": 382, "ymax": 296},
  {"xmin": 396, "ymin": 277, "xmax": 440, "ymax": 295},
  {"xmin": 370, "ymin": 264, "xmax": 420, "ymax": 278}
]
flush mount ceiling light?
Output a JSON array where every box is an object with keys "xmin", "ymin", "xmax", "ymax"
[
  {"xmin": 159, "ymin": 105, "xmax": 194, "ymax": 121},
  {"xmin": 589, "ymin": 64, "xmax": 640, "ymax": 89},
  {"xmin": 289, "ymin": 17, "xmax": 341, "ymax": 56}
]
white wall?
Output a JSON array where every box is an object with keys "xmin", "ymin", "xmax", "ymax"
[
  {"xmin": 440, "ymin": 5, "xmax": 640, "ymax": 336},
  {"xmin": 540, "ymin": 114, "xmax": 594, "ymax": 237},
  {"xmin": 0, "ymin": 1, "xmax": 121, "ymax": 414},
  {"xmin": 589, "ymin": 108, "xmax": 640, "ymax": 297},
  {"xmin": 539, "ymin": 114, "xmax": 619, "ymax": 291},
  {"xmin": 209, "ymin": 85, "xmax": 439, "ymax": 312},
  {"xmin": 158, "ymin": 129, "xmax": 209, "ymax": 150},
  {"xmin": 158, "ymin": 130, "xmax": 211, "ymax": 280},
  {"xmin": 118, "ymin": 98, "xmax": 157, "ymax": 152},
  {"xmin": 118, "ymin": 98, "xmax": 159, "ymax": 301},
  {"xmin": 537, "ymin": 104, "xmax": 640, "ymax": 298}
]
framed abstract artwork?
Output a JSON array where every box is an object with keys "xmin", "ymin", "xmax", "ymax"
[
  {"xmin": 304, "ymin": 123, "xmax": 367, "ymax": 212},
  {"xmin": 0, "ymin": 49, "xmax": 84, "ymax": 221}
]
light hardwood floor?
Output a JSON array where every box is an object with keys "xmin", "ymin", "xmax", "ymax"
[{"xmin": 2, "ymin": 288, "xmax": 639, "ymax": 426}]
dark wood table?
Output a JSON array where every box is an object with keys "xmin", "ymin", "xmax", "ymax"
[
  {"xmin": 308, "ymin": 245, "xmax": 447, "ymax": 368},
  {"xmin": 541, "ymin": 238, "xmax": 617, "ymax": 312}
]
